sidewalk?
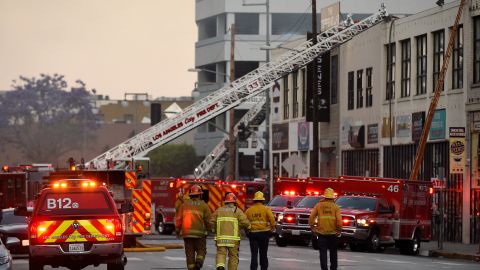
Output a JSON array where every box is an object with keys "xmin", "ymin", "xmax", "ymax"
[{"xmin": 420, "ymin": 241, "xmax": 480, "ymax": 262}]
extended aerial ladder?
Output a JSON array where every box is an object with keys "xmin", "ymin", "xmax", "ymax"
[
  {"xmin": 194, "ymin": 95, "xmax": 266, "ymax": 178},
  {"xmin": 88, "ymin": 6, "xmax": 388, "ymax": 169}
]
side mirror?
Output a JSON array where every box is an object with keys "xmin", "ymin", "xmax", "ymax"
[
  {"xmin": 119, "ymin": 202, "xmax": 134, "ymax": 214},
  {"xmin": 287, "ymin": 201, "xmax": 293, "ymax": 209},
  {"xmin": 5, "ymin": 237, "xmax": 21, "ymax": 249},
  {"xmin": 14, "ymin": 206, "xmax": 32, "ymax": 217}
]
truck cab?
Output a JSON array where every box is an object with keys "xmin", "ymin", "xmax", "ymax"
[
  {"xmin": 275, "ymin": 196, "xmax": 323, "ymax": 247},
  {"xmin": 267, "ymin": 194, "xmax": 304, "ymax": 222}
]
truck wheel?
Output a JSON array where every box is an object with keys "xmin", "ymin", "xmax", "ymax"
[
  {"xmin": 366, "ymin": 231, "xmax": 380, "ymax": 252},
  {"xmin": 107, "ymin": 263, "xmax": 125, "ymax": 270},
  {"xmin": 163, "ymin": 225, "xmax": 174, "ymax": 235},
  {"xmin": 275, "ymin": 235, "xmax": 288, "ymax": 247},
  {"xmin": 156, "ymin": 216, "xmax": 165, "ymax": 234},
  {"xmin": 29, "ymin": 259, "xmax": 43, "ymax": 270},
  {"xmin": 399, "ymin": 233, "xmax": 421, "ymax": 255}
]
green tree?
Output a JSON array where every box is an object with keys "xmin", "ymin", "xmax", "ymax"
[
  {"xmin": 0, "ymin": 74, "xmax": 97, "ymax": 163},
  {"xmin": 148, "ymin": 144, "xmax": 199, "ymax": 177}
]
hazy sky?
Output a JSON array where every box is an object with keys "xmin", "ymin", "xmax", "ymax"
[{"xmin": 0, "ymin": 0, "xmax": 197, "ymax": 99}]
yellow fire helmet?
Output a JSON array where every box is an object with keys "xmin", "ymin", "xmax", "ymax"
[
  {"xmin": 324, "ymin": 188, "xmax": 335, "ymax": 199},
  {"xmin": 253, "ymin": 191, "xmax": 265, "ymax": 201}
]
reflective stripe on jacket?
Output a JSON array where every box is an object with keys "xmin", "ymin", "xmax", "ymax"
[
  {"xmin": 308, "ymin": 199, "xmax": 342, "ymax": 235},
  {"xmin": 245, "ymin": 202, "xmax": 276, "ymax": 232},
  {"xmin": 175, "ymin": 197, "xmax": 211, "ymax": 238},
  {"xmin": 210, "ymin": 204, "xmax": 251, "ymax": 247}
]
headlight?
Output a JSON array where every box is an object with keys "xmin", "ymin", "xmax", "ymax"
[
  {"xmin": 277, "ymin": 214, "xmax": 284, "ymax": 223},
  {"xmin": 356, "ymin": 219, "xmax": 369, "ymax": 227},
  {"xmin": 0, "ymin": 255, "xmax": 10, "ymax": 265}
]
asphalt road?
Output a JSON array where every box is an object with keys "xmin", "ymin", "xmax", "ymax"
[{"xmin": 12, "ymin": 237, "xmax": 480, "ymax": 270}]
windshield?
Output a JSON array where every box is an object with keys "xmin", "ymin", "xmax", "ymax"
[
  {"xmin": 0, "ymin": 210, "xmax": 28, "ymax": 225},
  {"xmin": 295, "ymin": 196, "xmax": 322, "ymax": 208},
  {"xmin": 336, "ymin": 197, "xmax": 377, "ymax": 211},
  {"xmin": 38, "ymin": 191, "xmax": 115, "ymax": 216},
  {"xmin": 267, "ymin": 196, "xmax": 303, "ymax": 207}
]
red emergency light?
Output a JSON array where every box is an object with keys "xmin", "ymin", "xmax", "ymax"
[{"xmin": 2, "ymin": 165, "xmax": 9, "ymax": 172}]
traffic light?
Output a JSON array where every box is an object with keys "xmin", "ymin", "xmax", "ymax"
[
  {"xmin": 254, "ymin": 150, "xmax": 264, "ymax": 170},
  {"xmin": 238, "ymin": 123, "xmax": 250, "ymax": 141}
]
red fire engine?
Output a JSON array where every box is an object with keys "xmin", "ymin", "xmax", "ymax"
[
  {"xmin": 151, "ymin": 178, "xmax": 265, "ymax": 235},
  {"xmin": 335, "ymin": 176, "xmax": 432, "ymax": 255}
]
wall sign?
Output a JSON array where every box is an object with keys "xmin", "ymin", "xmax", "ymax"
[
  {"xmin": 449, "ymin": 127, "xmax": 465, "ymax": 174},
  {"xmin": 429, "ymin": 109, "xmax": 446, "ymax": 140},
  {"xmin": 272, "ymin": 123, "xmax": 289, "ymax": 150},
  {"xmin": 412, "ymin": 111, "xmax": 425, "ymax": 142},
  {"xmin": 367, "ymin": 124, "xmax": 378, "ymax": 144},
  {"xmin": 297, "ymin": 122, "xmax": 310, "ymax": 151}
]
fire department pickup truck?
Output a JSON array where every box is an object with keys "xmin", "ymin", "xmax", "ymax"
[
  {"xmin": 336, "ymin": 176, "xmax": 432, "ymax": 255},
  {"xmin": 275, "ymin": 195, "xmax": 323, "ymax": 247},
  {"xmin": 16, "ymin": 179, "xmax": 133, "ymax": 270},
  {"xmin": 267, "ymin": 194, "xmax": 304, "ymax": 222}
]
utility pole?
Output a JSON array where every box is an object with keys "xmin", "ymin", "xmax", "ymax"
[
  {"xmin": 310, "ymin": 0, "xmax": 319, "ymax": 177},
  {"xmin": 409, "ymin": 0, "xmax": 465, "ymax": 180},
  {"xmin": 228, "ymin": 24, "xmax": 236, "ymax": 180}
]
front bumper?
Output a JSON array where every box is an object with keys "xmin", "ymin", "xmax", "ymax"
[
  {"xmin": 276, "ymin": 224, "xmax": 312, "ymax": 239},
  {"xmin": 341, "ymin": 226, "xmax": 370, "ymax": 242}
]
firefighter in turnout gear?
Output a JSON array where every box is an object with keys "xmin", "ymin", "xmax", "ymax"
[
  {"xmin": 309, "ymin": 188, "xmax": 342, "ymax": 270},
  {"xmin": 211, "ymin": 192, "xmax": 251, "ymax": 270},
  {"xmin": 245, "ymin": 191, "xmax": 275, "ymax": 270},
  {"xmin": 175, "ymin": 185, "xmax": 211, "ymax": 270}
]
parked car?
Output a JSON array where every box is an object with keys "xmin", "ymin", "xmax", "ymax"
[{"xmin": 0, "ymin": 208, "xmax": 30, "ymax": 254}]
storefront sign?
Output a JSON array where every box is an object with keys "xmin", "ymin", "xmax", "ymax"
[
  {"xmin": 272, "ymin": 123, "xmax": 289, "ymax": 150},
  {"xmin": 381, "ymin": 117, "xmax": 395, "ymax": 138},
  {"xmin": 306, "ymin": 42, "xmax": 330, "ymax": 123},
  {"xmin": 367, "ymin": 124, "xmax": 378, "ymax": 144},
  {"xmin": 412, "ymin": 112, "xmax": 425, "ymax": 142},
  {"xmin": 449, "ymin": 127, "xmax": 466, "ymax": 174},
  {"xmin": 297, "ymin": 122, "xmax": 310, "ymax": 151},
  {"xmin": 429, "ymin": 109, "xmax": 446, "ymax": 140},
  {"xmin": 396, "ymin": 115, "xmax": 411, "ymax": 138}
]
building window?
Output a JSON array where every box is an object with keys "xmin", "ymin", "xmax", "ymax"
[
  {"xmin": 433, "ymin": 30, "xmax": 445, "ymax": 91},
  {"xmin": 235, "ymin": 13, "xmax": 259, "ymax": 35},
  {"xmin": 348, "ymin": 71, "xmax": 354, "ymax": 110},
  {"xmin": 198, "ymin": 16, "xmax": 217, "ymax": 40},
  {"xmin": 331, "ymin": 55, "xmax": 338, "ymax": 104},
  {"xmin": 356, "ymin": 70, "xmax": 363, "ymax": 108},
  {"xmin": 475, "ymin": 17, "xmax": 480, "ymax": 83},
  {"xmin": 416, "ymin": 35, "xmax": 427, "ymax": 95},
  {"xmin": 452, "ymin": 25, "xmax": 463, "ymax": 89},
  {"xmin": 283, "ymin": 75, "xmax": 289, "ymax": 119},
  {"xmin": 292, "ymin": 71, "xmax": 299, "ymax": 118},
  {"xmin": 366, "ymin": 68, "xmax": 373, "ymax": 107},
  {"xmin": 400, "ymin": 39, "xmax": 411, "ymax": 97},
  {"xmin": 302, "ymin": 69, "xmax": 306, "ymax": 117},
  {"xmin": 386, "ymin": 43, "xmax": 396, "ymax": 100}
]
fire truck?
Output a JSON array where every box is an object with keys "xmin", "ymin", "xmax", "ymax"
[
  {"xmin": 335, "ymin": 176, "xmax": 432, "ymax": 255},
  {"xmin": 45, "ymin": 169, "xmax": 152, "ymax": 246},
  {"xmin": 0, "ymin": 164, "xmax": 54, "ymax": 209},
  {"xmin": 151, "ymin": 177, "xmax": 265, "ymax": 234}
]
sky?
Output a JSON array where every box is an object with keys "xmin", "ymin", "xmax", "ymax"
[{"xmin": 0, "ymin": 0, "xmax": 197, "ymax": 100}]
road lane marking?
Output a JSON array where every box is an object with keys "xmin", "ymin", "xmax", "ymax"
[
  {"xmin": 273, "ymin": 258, "xmax": 306, "ymax": 262},
  {"xmin": 164, "ymin": 256, "xmax": 187, "ymax": 261},
  {"xmin": 339, "ymin": 259, "xmax": 360, "ymax": 263},
  {"xmin": 128, "ymin": 257, "xmax": 143, "ymax": 261},
  {"xmin": 434, "ymin": 262, "xmax": 465, "ymax": 266},
  {"xmin": 375, "ymin": 259, "xmax": 416, "ymax": 264}
]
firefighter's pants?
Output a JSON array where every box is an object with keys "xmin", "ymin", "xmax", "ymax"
[
  {"xmin": 318, "ymin": 234, "xmax": 338, "ymax": 270},
  {"xmin": 248, "ymin": 231, "xmax": 270, "ymax": 270},
  {"xmin": 184, "ymin": 237, "xmax": 207, "ymax": 270},
  {"xmin": 216, "ymin": 242, "xmax": 240, "ymax": 270}
]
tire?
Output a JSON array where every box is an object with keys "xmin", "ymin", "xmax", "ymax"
[
  {"xmin": 399, "ymin": 233, "xmax": 421, "ymax": 255},
  {"xmin": 156, "ymin": 216, "xmax": 165, "ymax": 234},
  {"xmin": 366, "ymin": 231, "xmax": 381, "ymax": 252},
  {"xmin": 163, "ymin": 225, "xmax": 174, "ymax": 235},
  {"xmin": 107, "ymin": 263, "xmax": 125, "ymax": 270},
  {"xmin": 29, "ymin": 259, "xmax": 43, "ymax": 270},
  {"xmin": 275, "ymin": 235, "xmax": 288, "ymax": 247},
  {"xmin": 349, "ymin": 242, "xmax": 365, "ymax": 252}
]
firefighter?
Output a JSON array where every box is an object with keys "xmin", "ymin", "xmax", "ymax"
[
  {"xmin": 211, "ymin": 192, "xmax": 251, "ymax": 270},
  {"xmin": 245, "ymin": 191, "xmax": 275, "ymax": 270},
  {"xmin": 175, "ymin": 185, "xmax": 211, "ymax": 270},
  {"xmin": 309, "ymin": 188, "xmax": 342, "ymax": 270}
]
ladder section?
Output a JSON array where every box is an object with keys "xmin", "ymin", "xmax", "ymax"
[
  {"xmin": 88, "ymin": 6, "xmax": 388, "ymax": 169},
  {"xmin": 194, "ymin": 96, "xmax": 266, "ymax": 178}
]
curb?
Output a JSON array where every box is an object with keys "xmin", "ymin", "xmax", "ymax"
[
  {"xmin": 428, "ymin": 250, "xmax": 480, "ymax": 262},
  {"xmin": 136, "ymin": 240, "xmax": 184, "ymax": 250},
  {"xmin": 124, "ymin": 247, "xmax": 166, "ymax": 252}
]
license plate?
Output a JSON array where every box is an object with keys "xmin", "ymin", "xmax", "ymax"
[
  {"xmin": 292, "ymin": 230, "xmax": 301, "ymax": 236},
  {"xmin": 22, "ymin": 240, "xmax": 29, "ymax": 246},
  {"xmin": 69, "ymin": 243, "xmax": 84, "ymax": 252}
]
